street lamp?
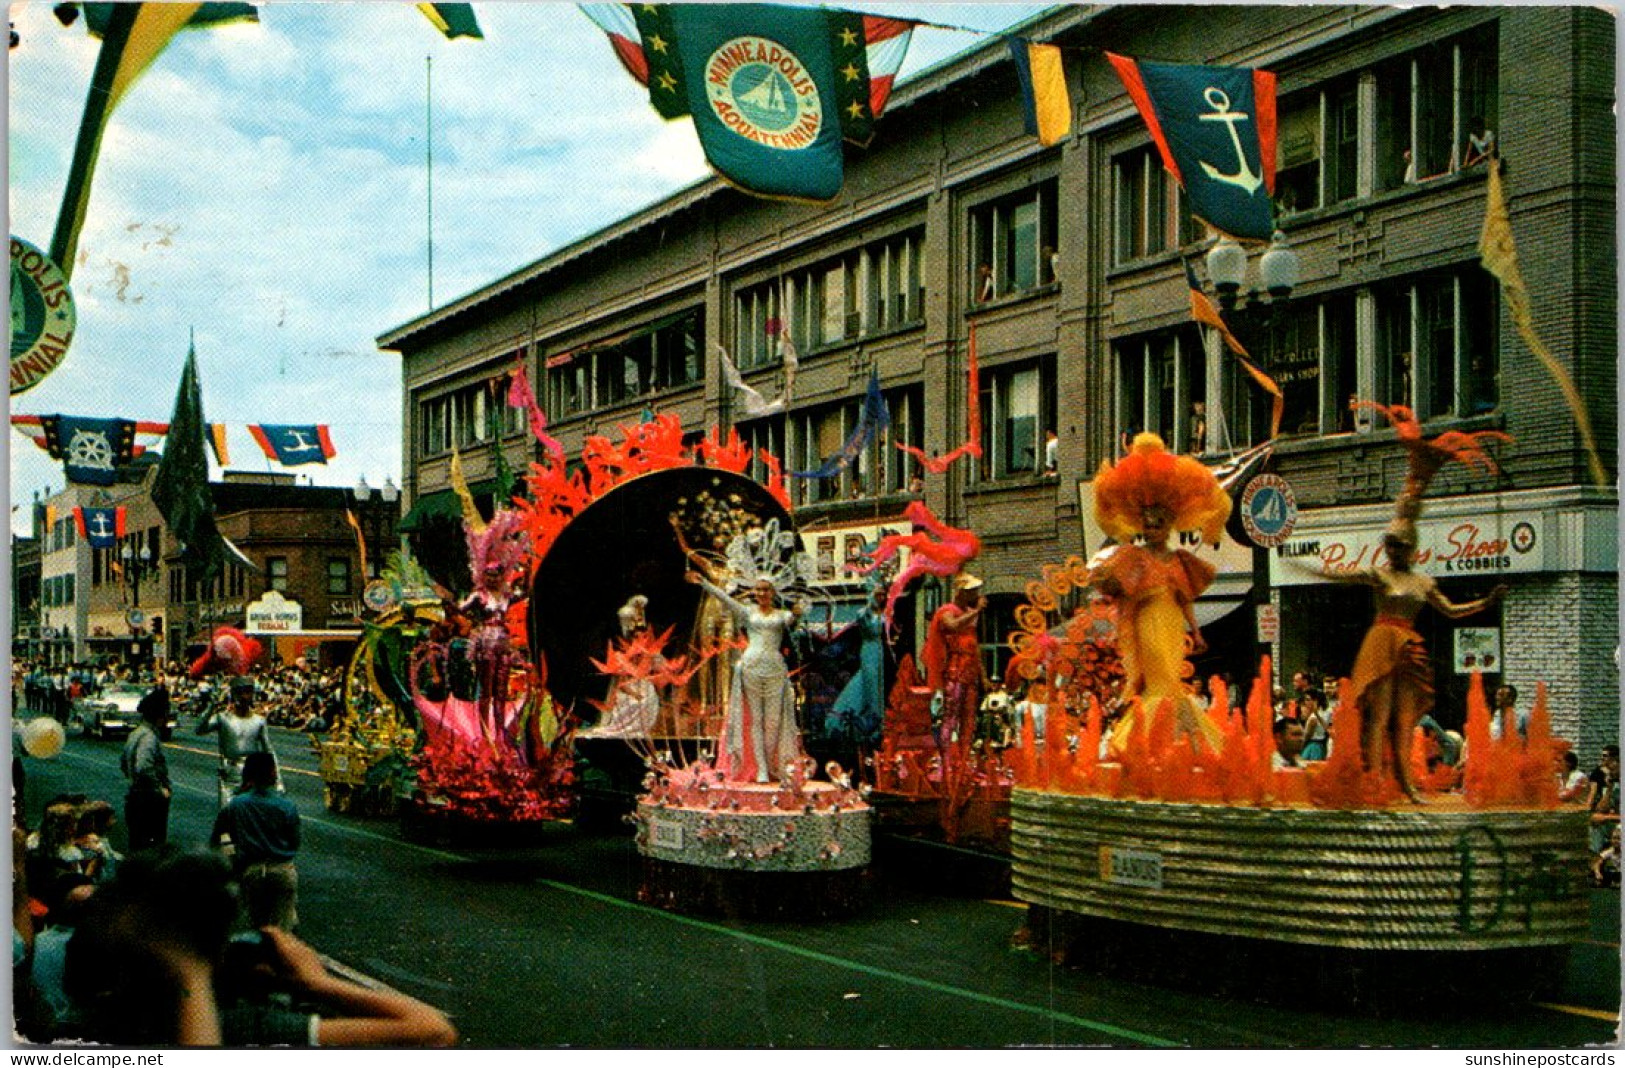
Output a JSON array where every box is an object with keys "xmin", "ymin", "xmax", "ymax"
[
  {"xmin": 120, "ymin": 542, "xmax": 152, "ymax": 608},
  {"xmin": 1200, "ymin": 231, "xmax": 1301, "ymax": 674}
]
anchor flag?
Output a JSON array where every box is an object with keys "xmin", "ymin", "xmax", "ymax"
[
  {"xmin": 1107, "ymin": 53, "xmax": 1277, "ymax": 241},
  {"xmin": 249, "ymin": 424, "xmax": 337, "ymax": 466},
  {"xmin": 73, "ymin": 506, "xmax": 127, "ymax": 549},
  {"xmin": 39, "ymin": 415, "xmax": 138, "ymax": 486},
  {"xmin": 791, "ymin": 369, "xmax": 890, "ymax": 479},
  {"xmin": 583, "ymin": 4, "xmax": 914, "ymax": 202}
]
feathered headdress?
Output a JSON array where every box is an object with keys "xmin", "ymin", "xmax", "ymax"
[
  {"xmin": 1093, "ymin": 432, "xmax": 1231, "ymax": 546},
  {"xmin": 720, "ymin": 518, "xmax": 815, "ymax": 597},
  {"xmin": 467, "ymin": 508, "xmax": 530, "ymax": 587},
  {"xmin": 1354, "ymin": 401, "xmax": 1513, "ymax": 543}
]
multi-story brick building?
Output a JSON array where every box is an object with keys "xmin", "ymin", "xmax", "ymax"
[
  {"xmin": 28, "ymin": 466, "xmax": 397, "ymax": 672},
  {"xmin": 379, "ymin": 6, "xmax": 1616, "ymax": 749}
]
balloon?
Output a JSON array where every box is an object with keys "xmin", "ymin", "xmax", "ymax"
[{"xmin": 21, "ymin": 718, "xmax": 65, "ymax": 759}]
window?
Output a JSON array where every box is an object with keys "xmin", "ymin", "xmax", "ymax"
[
  {"xmin": 1377, "ymin": 266, "xmax": 1498, "ymax": 420},
  {"xmin": 979, "ymin": 358, "xmax": 1056, "ymax": 480},
  {"xmin": 1115, "ymin": 331, "xmax": 1205, "ymax": 453},
  {"xmin": 972, "ymin": 181, "xmax": 1059, "ymax": 298},
  {"xmin": 1112, "ymin": 153, "xmax": 1201, "ymax": 265},
  {"xmin": 1377, "ymin": 25, "xmax": 1498, "ymax": 191},
  {"xmin": 268, "ymin": 557, "xmax": 289, "ymax": 593},
  {"xmin": 546, "ymin": 310, "xmax": 704, "ymax": 416},
  {"xmin": 327, "ymin": 558, "xmax": 350, "ymax": 596},
  {"xmin": 739, "ymin": 230, "xmax": 925, "ymax": 362},
  {"xmin": 792, "ymin": 402, "xmax": 853, "ymax": 505},
  {"xmin": 1274, "ymin": 81, "xmax": 1360, "ymax": 216},
  {"xmin": 738, "ymin": 416, "xmax": 786, "ymax": 485}
]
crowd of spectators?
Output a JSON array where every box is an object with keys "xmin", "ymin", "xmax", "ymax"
[
  {"xmin": 11, "ymin": 725, "xmax": 455, "ymax": 1048},
  {"xmin": 13, "ymin": 657, "xmax": 342, "ymax": 733}
]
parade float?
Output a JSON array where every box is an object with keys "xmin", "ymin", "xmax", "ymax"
[
  {"xmin": 1001, "ymin": 420, "xmax": 1589, "ymax": 994},
  {"xmin": 520, "ymin": 411, "xmax": 871, "ymax": 917},
  {"xmin": 316, "ymin": 552, "xmax": 440, "ymax": 817}
]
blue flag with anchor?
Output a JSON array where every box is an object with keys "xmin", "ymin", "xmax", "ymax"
[
  {"xmin": 1108, "ymin": 53, "xmax": 1278, "ymax": 241},
  {"xmin": 39, "ymin": 414, "xmax": 137, "ymax": 485},
  {"xmin": 791, "ymin": 370, "xmax": 890, "ymax": 479}
]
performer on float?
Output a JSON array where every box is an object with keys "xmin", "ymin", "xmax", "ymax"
[
  {"xmin": 581, "ymin": 595, "xmax": 663, "ymax": 740},
  {"xmin": 686, "ymin": 565, "xmax": 805, "ymax": 785},
  {"xmin": 825, "ymin": 581, "xmax": 888, "ymax": 748},
  {"xmin": 1313, "ymin": 402, "xmax": 1510, "ymax": 801},
  {"xmin": 1088, "ymin": 432, "xmax": 1231, "ymax": 758},
  {"xmin": 458, "ymin": 510, "xmax": 529, "ymax": 745},
  {"xmin": 922, "ymin": 573, "xmax": 989, "ymax": 758}
]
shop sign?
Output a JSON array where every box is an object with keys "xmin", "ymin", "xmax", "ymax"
[
  {"xmin": 808, "ymin": 520, "xmax": 912, "ymax": 586},
  {"xmin": 1272, "ymin": 515, "xmax": 1543, "ymax": 586},
  {"xmin": 1453, "ymin": 628, "xmax": 1503, "ymax": 674},
  {"xmin": 245, "ymin": 590, "xmax": 304, "ymax": 633},
  {"xmin": 1256, "ymin": 603, "xmax": 1280, "ymax": 644},
  {"xmin": 1098, "ymin": 845, "xmax": 1163, "ymax": 889}
]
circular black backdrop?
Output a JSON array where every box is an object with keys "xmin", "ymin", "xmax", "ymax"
[{"xmin": 527, "ymin": 467, "xmax": 794, "ymax": 715}]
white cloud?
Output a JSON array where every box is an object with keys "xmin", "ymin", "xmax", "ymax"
[{"xmin": 9, "ymin": 2, "xmax": 1044, "ymax": 530}]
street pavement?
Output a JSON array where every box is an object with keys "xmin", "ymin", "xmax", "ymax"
[{"xmin": 14, "ymin": 718, "xmax": 1622, "ymax": 1049}]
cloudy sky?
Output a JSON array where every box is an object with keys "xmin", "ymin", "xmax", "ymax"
[{"xmin": 7, "ymin": 1, "xmax": 1048, "ymax": 534}]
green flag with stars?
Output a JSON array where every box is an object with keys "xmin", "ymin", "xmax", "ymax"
[{"xmin": 630, "ymin": 4, "xmax": 880, "ymax": 202}]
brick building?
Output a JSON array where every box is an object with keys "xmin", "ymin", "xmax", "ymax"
[
  {"xmin": 27, "ymin": 467, "xmax": 397, "ymax": 672},
  {"xmin": 379, "ymin": 6, "xmax": 1617, "ymax": 749}
]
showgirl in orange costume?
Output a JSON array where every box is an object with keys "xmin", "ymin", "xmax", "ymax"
[
  {"xmin": 1322, "ymin": 403, "xmax": 1510, "ymax": 801},
  {"xmin": 1089, "ymin": 433, "xmax": 1231, "ymax": 758}
]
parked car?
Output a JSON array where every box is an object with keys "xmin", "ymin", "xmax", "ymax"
[{"xmin": 72, "ymin": 684, "xmax": 176, "ymax": 739}]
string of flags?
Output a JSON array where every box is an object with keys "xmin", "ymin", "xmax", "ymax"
[{"xmin": 11, "ymin": 412, "xmax": 340, "ymax": 485}]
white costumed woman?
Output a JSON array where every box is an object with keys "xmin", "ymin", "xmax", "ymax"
[{"xmin": 683, "ymin": 522, "xmax": 813, "ymax": 785}]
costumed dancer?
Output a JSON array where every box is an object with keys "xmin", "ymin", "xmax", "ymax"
[
  {"xmin": 582, "ymin": 596, "xmax": 664, "ymax": 740},
  {"xmin": 458, "ymin": 510, "xmax": 529, "ymax": 747},
  {"xmin": 922, "ymin": 574, "xmax": 989, "ymax": 760},
  {"xmin": 825, "ymin": 582, "xmax": 888, "ymax": 749},
  {"xmin": 1088, "ymin": 432, "xmax": 1231, "ymax": 758},
  {"xmin": 190, "ymin": 627, "xmax": 276, "ymax": 808},
  {"xmin": 1317, "ymin": 403, "xmax": 1509, "ymax": 801},
  {"xmin": 684, "ymin": 522, "xmax": 810, "ymax": 784},
  {"xmin": 197, "ymin": 676, "xmax": 277, "ymax": 809}
]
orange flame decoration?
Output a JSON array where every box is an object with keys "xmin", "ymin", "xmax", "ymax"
[
  {"xmin": 1004, "ymin": 555, "xmax": 1569, "ymax": 811},
  {"xmin": 516, "ymin": 416, "xmax": 799, "ymax": 573}
]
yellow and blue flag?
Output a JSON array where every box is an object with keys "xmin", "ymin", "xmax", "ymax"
[
  {"xmin": 53, "ymin": 3, "xmax": 258, "ymax": 279},
  {"xmin": 1108, "ymin": 53, "xmax": 1277, "ymax": 241},
  {"xmin": 1007, "ymin": 39, "xmax": 1070, "ymax": 147}
]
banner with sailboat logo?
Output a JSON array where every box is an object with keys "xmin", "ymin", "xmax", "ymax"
[{"xmin": 584, "ymin": 3, "xmax": 914, "ymax": 202}]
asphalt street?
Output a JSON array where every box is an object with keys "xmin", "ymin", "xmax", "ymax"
[{"xmin": 14, "ymin": 719, "xmax": 1621, "ymax": 1049}]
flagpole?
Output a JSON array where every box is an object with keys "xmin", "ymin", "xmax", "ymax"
[{"xmin": 426, "ymin": 53, "xmax": 435, "ymax": 311}]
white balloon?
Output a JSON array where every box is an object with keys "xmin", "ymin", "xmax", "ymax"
[{"xmin": 21, "ymin": 717, "xmax": 65, "ymax": 759}]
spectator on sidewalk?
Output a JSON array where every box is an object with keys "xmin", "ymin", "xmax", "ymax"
[
  {"xmin": 120, "ymin": 696, "xmax": 172, "ymax": 852},
  {"xmin": 212, "ymin": 752, "xmax": 302, "ymax": 930}
]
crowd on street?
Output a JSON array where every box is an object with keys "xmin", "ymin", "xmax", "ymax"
[{"xmin": 11, "ymin": 662, "xmax": 457, "ymax": 1048}]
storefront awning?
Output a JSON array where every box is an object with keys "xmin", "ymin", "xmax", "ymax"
[{"xmin": 399, "ymin": 479, "xmax": 498, "ymax": 533}]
